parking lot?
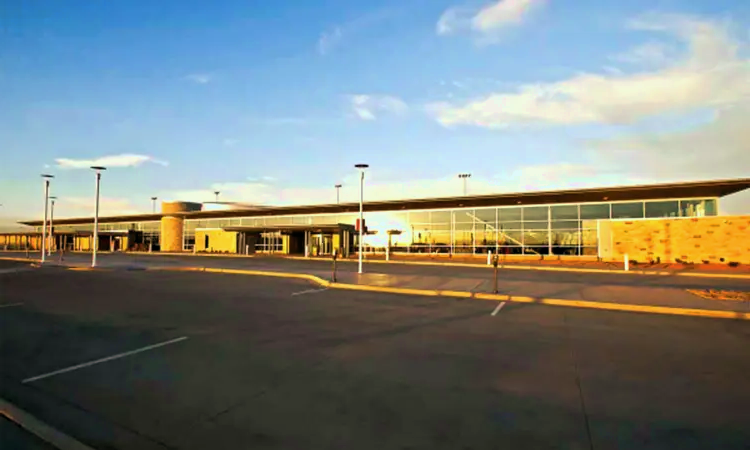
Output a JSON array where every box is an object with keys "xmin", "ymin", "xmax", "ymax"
[{"xmin": 1, "ymin": 265, "xmax": 750, "ymax": 449}]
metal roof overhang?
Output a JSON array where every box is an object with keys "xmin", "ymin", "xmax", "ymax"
[
  {"xmin": 19, "ymin": 178, "xmax": 750, "ymax": 227},
  {"xmin": 222, "ymin": 224, "xmax": 355, "ymax": 234}
]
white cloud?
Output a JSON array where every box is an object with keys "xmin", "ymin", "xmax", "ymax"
[
  {"xmin": 431, "ymin": 14, "xmax": 750, "ymax": 128},
  {"xmin": 54, "ymin": 197, "xmax": 142, "ymax": 218},
  {"xmin": 349, "ymin": 94, "xmax": 408, "ymax": 121},
  {"xmin": 55, "ymin": 154, "xmax": 169, "ymax": 169},
  {"xmin": 318, "ymin": 26, "xmax": 343, "ymax": 55},
  {"xmin": 185, "ymin": 73, "xmax": 212, "ymax": 84},
  {"xmin": 610, "ymin": 41, "xmax": 672, "ymax": 66},
  {"xmin": 437, "ymin": 0, "xmax": 543, "ymax": 37}
]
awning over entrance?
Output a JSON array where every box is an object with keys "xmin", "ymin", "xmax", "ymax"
[
  {"xmin": 71, "ymin": 230, "xmax": 131, "ymax": 237},
  {"xmin": 222, "ymin": 223, "xmax": 355, "ymax": 234}
]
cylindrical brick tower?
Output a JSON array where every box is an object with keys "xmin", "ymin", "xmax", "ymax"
[{"xmin": 160, "ymin": 201, "xmax": 202, "ymax": 252}]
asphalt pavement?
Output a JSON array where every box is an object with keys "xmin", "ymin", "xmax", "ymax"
[{"xmin": 1, "ymin": 267, "xmax": 749, "ymax": 449}]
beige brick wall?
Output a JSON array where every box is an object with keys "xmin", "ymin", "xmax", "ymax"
[
  {"xmin": 160, "ymin": 216, "xmax": 184, "ymax": 252},
  {"xmin": 600, "ymin": 216, "xmax": 750, "ymax": 264},
  {"xmin": 195, "ymin": 229, "xmax": 237, "ymax": 253}
]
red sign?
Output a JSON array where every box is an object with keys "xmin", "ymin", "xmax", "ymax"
[{"xmin": 356, "ymin": 218, "xmax": 366, "ymax": 231}]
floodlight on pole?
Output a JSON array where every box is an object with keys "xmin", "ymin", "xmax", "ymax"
[
  {"xmin": 48, "ymin": 196, "xmax": 57, "ymax": 256},
  {"xmin": 40, "ymin": 174, "xmax": 54, "ymax": 263},
  {"xmin": 90, "ymin": 166, "xmax": 107, "ymax": 268},
  {"xmin": 354, "ymin": 164, "xmax": 369, "ymax": 274},
  {"xmin": 151, "ymin": 196, "xmax": 158, "ymax": 213},
  {"xmin": 458, "ymin": 173, "xmax": 471, "ymax": 196},
  {"xmin": 335, "ymin": 184, "xmax": 342, "ymax": 204}
]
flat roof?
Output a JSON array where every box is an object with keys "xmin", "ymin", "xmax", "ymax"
[{"xmin": 19, "ymin": 177, "xmax": 750, "ymax": 227}]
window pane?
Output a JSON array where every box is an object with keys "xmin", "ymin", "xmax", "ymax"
[
  {"xmin": 551, "ymin": 205, "xmax": 578, "ymax": 220},
  {"xmin": 551, "ymin": 220, "xmax": 580, "ymax": 230},
  {"xmin": 454, "ymin": 222, "xmax": 474, "ymax": 231},
  {"xmin": 453, "ymin": 210, "xmax": 474, "ymax": 223},
  {"xmin": 580, "ymin": 204, "xmax": 610, "ymax": 220},
  {"xmin": 523, "ymin": 206, "xmax": 549, "ymax": 221},
  {"xmin": 498, "ymin": 221, "xmax": 523, "ymax": 230},
  {"xmin": 498, "ymin": 207, "xmax": 522, "ymax": 221},
  {"xmin": 523, "ymin": 230, "xmax": 549, "ymax": 246},
  {"xmin": 523, "ymin": 221, "xmax": 548, "ymax": 230},
  {"xmin": 645, "ymin": 201, "xmax": 679, "ymax": 218},
  {"xmin": 498, "ymin": 230, "xmax": 523, "ymax": 246},
  {"xmin": 430, "ymin": 211, "xmax": 452, "ymax": 223},
  {"xmin": 611, "ymin": 202, "xmax": 644, "ymax": 219},
  {"xmin": 454, "ymin": 230, "xmax": 474, "ymax": 245},
  {"xmin": 473, "ymin": 208, "xmax": 496, "ymax": 223},
  {"xmin": 551, "ymin": 230, "xmax": 580, "ymax": 246},
  {"xmin": 681, "ymin": 199, "xmax": 716, "ymax": 217}
]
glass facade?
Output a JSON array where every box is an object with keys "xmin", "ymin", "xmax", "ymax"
[{"xmin": 179, "ymin": 197, "xmax": 717, "ymax": 255}]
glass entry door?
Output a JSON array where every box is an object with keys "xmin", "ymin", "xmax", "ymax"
[{"xmin": 310, "ymin": 234, "xmax": 333, "ymax": 256}]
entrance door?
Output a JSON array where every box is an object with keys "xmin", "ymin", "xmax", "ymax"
[{"xmin": 310, "ymin": 234, "xmax": 333, "ymax": 256}]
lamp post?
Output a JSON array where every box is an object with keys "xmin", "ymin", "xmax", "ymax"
[
  {"xmin": 40, "ymin": 174, "xmax": 54, "ymax": 263},
  {"xmin": 151, "ymin": 196, "xmax": 158, "ymax": 213},
  {"xmin": 335, "ymin": 184, "xmax": 342, "ymax": 204},
  {"xmin": 48, "ymin": 196, "xmax": 57, "ymax": 256},
  {"xmin": 458, "ymin": 173, "xmax": 471, "ymax": 196},
  {"xmin": 91, "ymin": 166, "xmax": 106, "ymax": 267},
  {"xmin": 354, "ymin": 164, "xmax": 369, "ymax": 274},
  {"xmin": 214, "ymin": 191, "xmax": 220, "ymax": 202}
]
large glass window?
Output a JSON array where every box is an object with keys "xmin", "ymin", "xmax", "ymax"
[
  {"xmin": 523, "ymin": 206, "xmax": 549, "ymax": 221},
  {"xmin": 681, "ymin": 199, "xmax": 717, "ymax": 217},
  {"xmin": 580, "ymin": 204, "xmax": 610, "ymax": 220},
  {"xmin": 498, "ymin": 207, "xmax": 522, "ymax": 222},
  {"xmin": 551, "ymin": 205, "xmax": 578, "ymax": 220},
  {"xmin": 611, "ymin": 202, "xmax": 644, "ymax": 219},
  {"xmin": 645, "ymin": 201, "xmax": 679, "ymax": 218}
]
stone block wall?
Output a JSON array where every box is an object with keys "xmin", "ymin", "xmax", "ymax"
[{"xmin": 600, "ymin": 216, "xmax": 750, "ymax": 264}]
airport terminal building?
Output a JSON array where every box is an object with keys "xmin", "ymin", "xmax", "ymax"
[{"xmin": 3, "ymin": 178, "xmax": 750, "ymax": 264}]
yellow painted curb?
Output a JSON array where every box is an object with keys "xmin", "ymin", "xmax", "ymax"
[
  {"xmin": 0, "ymin": 397, "xmax": 96, "ymax": 450},
  {"xmin": 155, "ymin": 266, "xmax": 750, "ymax": 321},
  {"xmin": 0, "ymin": 256, "xmax": 40, "ymax": 263},
  {"xmin": 66, "ymin": 267, "xmax": 112, "ymax": 272},
  {"xmin": 282, "ymin": 256, "xmax": 750, "ymax": 280}
]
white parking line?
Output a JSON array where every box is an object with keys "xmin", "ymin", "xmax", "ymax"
[
  {"xmin": 22, "ymin": 336, "xmax": 188, "ymax": 384},
  {"xmin": 0, "ymin": 397, "xmax": 96, "ymax": 450},
  {"xmin": 491, "ymin": 302, "xmax": 507, "ymax": 316},
  {"xmin": 0, "ymin": 303, "xmax": 23, "ymax": 308},
  {"xmin": 291, "ymin": 288, "xmax": 329, "ymax": 297}
]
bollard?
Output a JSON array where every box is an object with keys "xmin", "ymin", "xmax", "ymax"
[
  {"xmin": 149, "ymin": 242, "xmax": 153, "ymax": 253},
  {"xmin": 246, "ymin": 244, "xmax": 249, "ymax": 255},
  {"xmin": 487, "ymin": 250, "xmax": 492, "ymax": 266},
  {"xmin": 59, "ymin": 248, "xmax": 64, "ymax": 263},
  {"xmin": 332, "ymin": 249, "xmax": 338, "ymax": 283},
  {"xmin": 386, "ymin": 245, "xmax": 390, "ymax": 261},
  {"xmin": 624, "ymin": 253, "xmax": 629, "ymax": 272},
  {"xmin": 492, "ymin": 253, "xmax": 499, "ymax": 294}
]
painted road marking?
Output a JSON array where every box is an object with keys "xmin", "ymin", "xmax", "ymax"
[
  {"xmin": 0, "ymin": 303, "xmax": 23, "ymax": 309},
  {"xmin": 491, "ymin": 302, "xmax": 507, "ymax": 316},
  {"xmin": 0, "ymin": 397, "xmax": 96, "ymax": 450},
  {"xmin": 291, "ymin": 287, "xmax": 329, "ymax": 296},
  {"xmin": 22, "ymin": 336, "xmax": 188, "ymax": 384},
  {"xmin": 686, "ymin": 289, "xmax": 750, "ymax": 302}
]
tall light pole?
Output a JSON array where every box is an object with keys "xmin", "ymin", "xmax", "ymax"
[
  {"xmin": 458, "ymin": 173, "xmax": 471, "ymax": 196},
  {"xmin": 354, "ymin": 164, "xmax": 369, "ymax": 274},
  {"xmin": 48, "ymin": 196, "xmax": 57, "ymax": 256},
  {"xmin": 40, "ymin": 174, "xmax": 54, "ymax": 263},
  {"xmin": 151, "ymin": 196, "xmax": 158, "ymax": 213},
  {"xmin": 214, "ymin": 191, "xmax": 220, "ymax": 203},
  {"xmin": 91, "ymin": 166, "xmax": 106, "ymax": 267},
  {"xmin": 335, "ymin": 184, "xmax": 342, "ymax": 204}
]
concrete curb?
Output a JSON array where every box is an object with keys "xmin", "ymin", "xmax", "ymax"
[
  {"xmin": 140, "ymin": 266, "xmax": 750, "ymax": 321},
  {"xmin": 282, "ymin": 256, "xmax": 750, "ymax": 280},
  {"xmin": 0, "ymin": 397, "xmax": 96, "ymax": 450}
]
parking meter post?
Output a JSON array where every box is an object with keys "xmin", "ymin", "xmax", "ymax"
[
  {"xmin": 492, "ymin": 254, "xmax": 499, "ymax": 294},
  {"xmin": 332, "ymin": 250, "xmax": 338, "ymax": 283}
]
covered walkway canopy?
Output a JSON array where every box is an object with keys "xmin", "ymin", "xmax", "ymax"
[{"xmin": 222, "ymin": 223, "xmax": 355, "ymax": 234}]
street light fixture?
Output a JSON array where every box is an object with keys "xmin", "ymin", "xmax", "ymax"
[
  {"xmin": 214, "ymin": 191, "xmax": 220, "ymax": 203},
  {"xmin": 335, "ymin": 184, "xmax": 342, "ymax": 204},
  {"xmin": 458, "ymin": 173, "xmax": 472, "ymax": 196},
  {"xmin": 90, "ymin": 166, "xmax": 107, "ymax": 267},
  {"xmin": 40, "ymin": 174, "xmax": 54, "ymax": 263},
  {"xmin": 151, "ymin": 196, "xmax": 158, "ymax": 214},
  {"xmin": 354, "ymin": 164, "xmax": 369, "ymax": 274},
  {"xmin": 48, "ymin": 196, "xmax": 57, "ymax": 256}
]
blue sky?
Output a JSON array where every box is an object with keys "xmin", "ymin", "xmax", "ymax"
[{"xmin": 1, "ymin": 0, "xmax": 749, "ymax": 225}]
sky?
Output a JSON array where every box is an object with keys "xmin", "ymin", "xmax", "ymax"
[{"xmin": 1, "ymin": 0, "xmax": 749, "ymax": 228}]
